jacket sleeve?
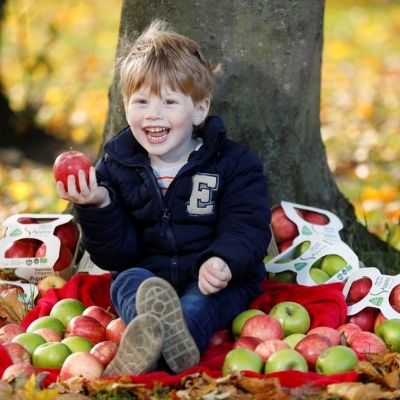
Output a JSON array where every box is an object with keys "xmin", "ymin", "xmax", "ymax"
[
  {"xmin": 194, "ymin": 149, "xmax": 271, "ymax": 281},
  {"xmin": 74, "ymin": 156, "xmax": 142, "ymax": 271}
]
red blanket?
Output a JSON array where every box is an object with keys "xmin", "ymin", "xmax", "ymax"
[{"xmin": 1, "ymin": 273, "xmax": 358, "ymax": 388}]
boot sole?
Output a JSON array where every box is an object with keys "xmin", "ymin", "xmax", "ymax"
[
  {"xmin": 103, "ymin": 313, "xmax": 163, "ymax": 376},
  {"xmin": 136, "ymin": 277, "xmax": 200, "ymax": 373}
]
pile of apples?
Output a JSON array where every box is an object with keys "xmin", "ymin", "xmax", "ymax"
[
  {"xmin": 217, "ymin": 296, "xmax": 395, "ymax": 377},
  {"xmin": 0, "ymin": 299, "xmax": 126, "ymax": 381},
  {"xmin": 3, "ymin": 217, "xmax": 80, "ymax": 275}
]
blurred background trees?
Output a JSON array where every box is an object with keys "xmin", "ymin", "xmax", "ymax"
[{"xmin": 0, "ymin": 0, "xmax": 399, "ymax": 266}]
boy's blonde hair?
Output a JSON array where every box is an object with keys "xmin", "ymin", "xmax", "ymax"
[{"xmin": 117, "ymin": 20, "xmax": 219, "ymax": 106}]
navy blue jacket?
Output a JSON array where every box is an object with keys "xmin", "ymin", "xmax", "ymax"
[{"xmin": 75, "ymin": 116, "xmax": 271, "ymax": 288}]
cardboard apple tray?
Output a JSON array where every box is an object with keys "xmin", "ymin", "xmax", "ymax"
[
  {"xmin": 343, "ymin": 267, "xmax": 400, "ymax": 320},
  {"xmin": 0, "ymin": 213, "xmax": 80, "ymax": 284},
  {"xmin": 265, "ymin": 201, "xmax": 360, "ymax": 286}
]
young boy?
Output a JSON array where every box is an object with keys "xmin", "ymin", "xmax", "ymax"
[{"xmin": 56, "ymin": 20, "xmax": 271, "ymax": 376}]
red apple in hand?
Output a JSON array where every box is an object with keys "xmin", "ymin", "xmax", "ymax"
[
  {"xmin": 54, "ymin": 221, "xmax": 79, "ymax": 253},
  {"xmin": 53, "ymin": 150, "xmax": 92, "ymax": 192},
  {"xmin": 83, "ymin": 306, "xmax": 116, "ymax": 328}
]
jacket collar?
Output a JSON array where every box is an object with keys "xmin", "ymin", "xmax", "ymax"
[{"xmin": 103, "ymin": 116, "xmax": 226, "ymax": 166}]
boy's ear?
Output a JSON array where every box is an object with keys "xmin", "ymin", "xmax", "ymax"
[{"xmin": 193, "ymin": 98, "xmax": 210, "ymax": 125}]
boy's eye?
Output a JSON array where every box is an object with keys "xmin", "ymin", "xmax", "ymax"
[
  {"xmin": 132, "ymin": 98, "xmax": 147, "ymax": 104},
  {"xmin": 165, "ymin": 99, "xmax": 177, "ymax": 105}
]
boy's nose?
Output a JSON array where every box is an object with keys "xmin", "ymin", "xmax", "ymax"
[{"xmin": 145, "ymin": 101, "xmax": 163, "ymax": 119}]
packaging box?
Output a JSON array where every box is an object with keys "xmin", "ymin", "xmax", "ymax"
[
  {"xmin": 343, "ymin": 267, "xmax": 400, "ymax": 320},
  {"xmin": 265, "ymin": 201, "xmax": 360, "ymax": 286},
  {"xmin": 0, "ymin": 214, "xmax": 80, "ymax": 284}
]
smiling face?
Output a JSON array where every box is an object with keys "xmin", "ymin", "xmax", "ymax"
[{"xmin": 126, "ymin": 85, "xmax": 209, "ymax": 167}]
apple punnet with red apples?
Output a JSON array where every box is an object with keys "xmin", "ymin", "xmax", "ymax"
[
  {"xmin": 53, "ymin": 150, "xmax": 92, "ymax": 192},
  {"xmin": 54, "ymin": 221, "xmax": 79, "ymax": 253},
  {"xmin": 346, "ymin": 277, "xmax": 372, "ymax": 303},
  {"xmin": 241, "ymin": 314, "xmax": 284, "ymax": 341},
  {"xmin": 269, "ymin": 301, "xmax": 311, "ymax": 336},
  {"xmin": 35, "ymin": 242, "xmax": 73, "ymax": 273}
]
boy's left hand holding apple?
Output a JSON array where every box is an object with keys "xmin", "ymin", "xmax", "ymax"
[
  {"xmin": 198, "ymin": 256, "xmax": 232, "ymax": 295},
  {"xmin": 56, "ymin": 167, "xmax": 111, "ymax": 208}
]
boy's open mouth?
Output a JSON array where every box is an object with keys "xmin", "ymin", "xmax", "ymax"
[{"xmin": 144, "ymin": 127, "xmax": 170, "ymax": 143}]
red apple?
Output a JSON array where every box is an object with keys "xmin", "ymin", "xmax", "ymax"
[
  {"xmin": 4, "ymin": 239, "xmax": 41, "ymax": 258},
  {"xmin": 346, "ymin": 307, "xmax": 379, "ymax": 332},
  {"xmin": 295, "ymin": 333, "xmax": 332, "ymax": 369},
  {"xmin": 53, "ymin": 150, "xmax": 92, "ymax": 192},
  {"xmin": 105, "ymin": 317, "xmax": 126, "ymax": 343},
  {"xmin": 90, "ymin": 340, "xmax": 119, "ymax": 367},
  {"xmin": 35, "ymin": 242, "xmax": 73, "ymax": 272},
  {"xmin": 270, "ymin": 206, "xmax": 298, "ymax": 243},
  {"xmin": 66, "ymin": 315, "xmax": 106, "ymax": 344},
  {"xmin": 36, "ymin": 276, "xmax": 67, "ymax": 297},
  {"xmin": 278, "ymin": 240, "xmax": 293, "ymax": 253},
  {"xmin": 3, "ymin": 342, "xmax": 31, "ymax": 364},
  {"xmin": 233, "ymin": 336, "xmax": 262, "ymax": 351},
  {"xmin": 54, "ymin": 221, "xmax": 79, "ymax": 253},
  {"xmin": 0, "ymin": 323, "xmax": 25, "ymax": 342},
  {"xmin": 254, "ymin": 339, "xmax": 289, "ymax": 362},
  {"xmin": 346, "ymin": 277, "xmax": 372, "ymax": 303},
  {"xmin": 336, "ymin": 323, "xmax": 362, "ymax": 344},
  {"xmin": 208, "ymin": 328, "xmax": 232, "ymax": 347},
  {"xmin": 347, "ymin": 331, "xmax": 387, "ymax": 359},
  {"xmin": 33, "ymin": 328, "xmax": 62, "ymax": 342},
  {"xmin": 59, "ymin": 352, "xmax": 104, "ymax": 380},
  {"xmin": 303, "ymin": 211, "xmax": 329, "ymax": 225},
  {"xmin": 2, "ymin": 363, "xmax": 37, "ymax": 381},
  {"xmin": 307, "ymin": 326, "xmax": 340, "ymax": 346},
  {"xmin": 17, "ymin": 217, "xmax": 38, "ymax": 224},
  {"xmin": 83, "ymin": 306, "xmax": 116, "ymax": 328},
  {"xmin": 389, "ymin": 285, "xmax": 400, "ymax": 309},
  {"xmin": 241, "ymin": 314, "xmax": 284, "ymax": 341}
]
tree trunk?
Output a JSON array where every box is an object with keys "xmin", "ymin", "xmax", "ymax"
[{"xmin": 101, "ymin": 0, "xmax": 399, "ymax": 270}]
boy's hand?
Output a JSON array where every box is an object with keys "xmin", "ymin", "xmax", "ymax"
[
  {"xmin": 198, "ymin": 256, "xmax": 232, "ymax": 295},
  {"xmin": 56, "ymin": 166, "xmax": 111, "ymax": 207}
]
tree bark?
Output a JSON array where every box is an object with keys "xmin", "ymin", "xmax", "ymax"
[{"xmin": 101, "ymin": 0, "xmax": 398, "ymax": 269}]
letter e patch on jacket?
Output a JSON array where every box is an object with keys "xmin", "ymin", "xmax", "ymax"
[{"xmin": 187, "ymin": 173, "xmax": 219, "ymax": 215}]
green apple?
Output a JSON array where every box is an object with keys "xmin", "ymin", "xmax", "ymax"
[
  {"xmin": 269, "ymin": 301, "xmax": 310, "ymax": 336},
  {"xmin": 231, "ymin": 309, "xmax": 265, "ymax": 339},
  {"xmin": 320, "ymin": 254, "xmax": 347, "ymax": 277},
  {"xmin": 310, "ymin": 268, "xmax": 330, "ymax": 284},
  {"xmin": 222, "ymin": 348, "xmax": 263, "ymax": 376},
  {"xmin": 269, "ymin": 271, "xmax": 296, "ymax": 283},
  {"xmin": 315, "ymin": 345, "xmax": 358, "ymax": 375},
  {"xmin": 283, "ymin": 333, "xmax": 306, "ymax": 348},
  {"xmin": 32, "ymin": 342, "xmax": 72, "ymax": 369},
  {"xmin": 374, "ymin": 318, "xmax": 400, "ymax": 352},
  {"xmin": 27, "ymin": 316, "xmax": 65, "ymax": 337},
  {"xmin": 265, "ymin": 348, "xmax": 308, "ymax": 373},
  {"xmin": 62, "ymin": 336, "xmax": 94, "ymax": 353},
  {"xmin": 50, "ymin": 298, "xmax": 86, "ymax": 327},
  {"xmin": 12, "ymin": 332, "xmax": 47, "ymax": 355},
  {"xmin": 294, "ymin": 241, "xmax": 311, "ymax": 258}
]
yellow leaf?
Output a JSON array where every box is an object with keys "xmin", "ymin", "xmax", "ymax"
[{"xmin": 20, "ymin": 375, "xmax": 60, "ymax": 400}]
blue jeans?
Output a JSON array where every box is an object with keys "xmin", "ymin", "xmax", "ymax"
[{"xmin": 110, "ymin": 268, "xmax": 261, "ymax": 352}]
